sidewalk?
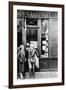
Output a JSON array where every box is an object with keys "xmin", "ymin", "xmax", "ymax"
[{"xmin": 25, "ymin": 71, "xmax": 58, "ymax": 79}]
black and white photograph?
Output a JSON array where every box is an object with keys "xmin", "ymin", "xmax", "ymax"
[
  {"xmin": 9, "ymin": 2, "xmax": 64, "ymax": 88},
  {"xmin": 17, "ymin": 10, "xmax": 58, "ymax": 79}
]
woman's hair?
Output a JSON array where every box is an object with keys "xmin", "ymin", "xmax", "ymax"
[
  {"xmin": 20, "ymin": 45, "xmax": 24, "ymax": 49},
  {"xmin": 30, "ymin": 44, "xmax": 34, "ymax": 49}
]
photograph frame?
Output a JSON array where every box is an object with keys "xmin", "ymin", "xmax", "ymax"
[{"xmin": 9, "ymin": 1, "xmax": 64, "ymax": 88}]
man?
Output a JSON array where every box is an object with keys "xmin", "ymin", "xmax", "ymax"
[
  {"xmin": 18, "ymin": 45, "xmax": 26, "ymax": 79},
  {"xmin": 28, "ymin": 44, "xmax": 39, "ymax": 78}
]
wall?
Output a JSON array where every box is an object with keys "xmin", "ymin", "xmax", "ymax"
[{"xmin": 0, "ymin": 0, "xmax": 66, "ymax": 90}]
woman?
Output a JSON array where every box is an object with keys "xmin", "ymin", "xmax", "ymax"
[
  {"xmin": 28, "ymin": 44, "xmax": 39, "ymax": 78},
  {"xmin": 17, "ymin": 45, "xmax": 26, "ymax": 79}
]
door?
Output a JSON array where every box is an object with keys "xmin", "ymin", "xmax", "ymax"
[{"xmin": 26, "ymin": 28, "xmax": 38, "ymax": 49}]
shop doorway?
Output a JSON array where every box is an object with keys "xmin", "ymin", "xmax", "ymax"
[{"xmin": 26, "ymin": 28, "xmax": 38, "ymax": 49}]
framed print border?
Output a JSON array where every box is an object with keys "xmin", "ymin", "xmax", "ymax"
[{"xmin": 9, "ymin": 1, "xmax": 64, "ymax": 88}]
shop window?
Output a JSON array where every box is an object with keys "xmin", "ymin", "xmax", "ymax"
[
  {"xmin": 41, "ymin": 20, "xmax": 49, "ymax": 58},
  {"xmin": 41, "ymin": 19, "xmax": 58, "ymax": 58}
]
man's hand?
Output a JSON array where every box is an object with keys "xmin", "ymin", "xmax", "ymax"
[{"xmin": 18, "ymin": 56, "xmax": 22, "ymax": 62}]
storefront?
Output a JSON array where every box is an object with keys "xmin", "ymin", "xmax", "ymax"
[{"xmin": 17, "ymin": 10, "xmax": 58, "ymax": 71}]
